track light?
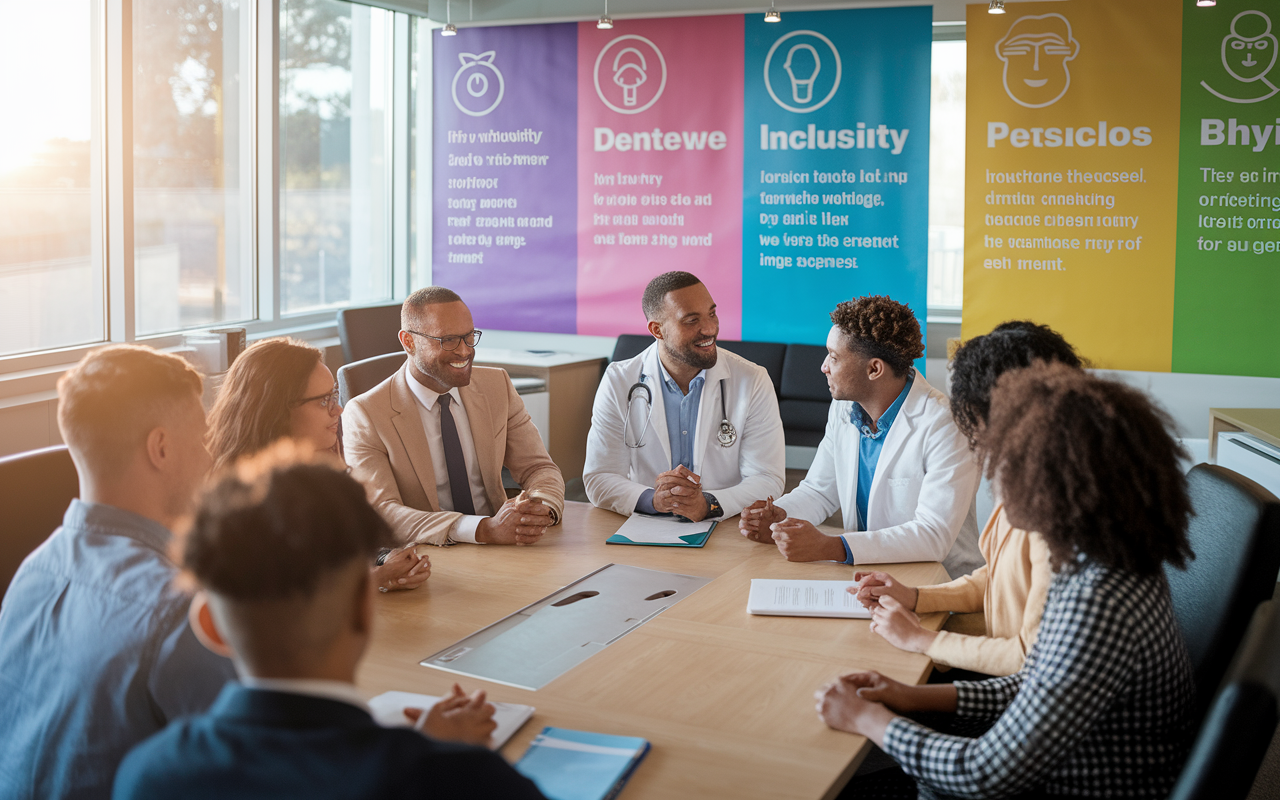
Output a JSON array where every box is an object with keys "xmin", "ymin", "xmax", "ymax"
[
  {"xmin": 1196, "ymin": 0, "xmax": 1216, "ymax": 6},
  {"xmin": 988, "ymin": 0, "xmax": 1005, "ymax": 13},
  {"xmin": 764, "ymin": 2, "xmax": 781, "ymax": 23},
  {"xmin": 598, "ymin": 0, "xmax": 612, "ymax": 28},
  {"xmin": 441, "ymin": 0, "xmax": 457, "ymax": 35}
]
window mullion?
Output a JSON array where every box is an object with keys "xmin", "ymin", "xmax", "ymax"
[{"xmin": 105, "ymin": 0, "xmax": 136, "ymax": 343}]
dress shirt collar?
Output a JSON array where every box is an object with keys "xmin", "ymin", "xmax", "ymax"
[
  {"xmin": 62, "ymin": 498, "xmax": 172, "ymax": 556},
  {"xmin": 404, "ymin": 371, "xmax": 463, "ymax": 413},
  {"xmin": 852, "ymin": 369, "xmax": 915, "ymax": 439},
  {"xmin": 239, "ymin": 677, "xmax": 369, "ymax": 712},
  {"xmin": 656, "ymin": 357, "xmax": 706, "ymax": 397}
]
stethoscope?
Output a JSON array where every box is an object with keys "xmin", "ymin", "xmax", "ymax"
[{"xmin": 622, "ymin": 373, "xmax": 738, "ymax": 449}]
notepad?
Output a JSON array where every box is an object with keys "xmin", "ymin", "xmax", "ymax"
[
  {"xmin": 515, "ymin": 727, "xmax": 650, "ymax": 800},
  {"xmin": 366, "ymin": 690, "xmax": 534, "ymax": 750},
  {"xmin": 606, "ymin": 512, "xmax": 717, "ymax": 547},
  {"xmin": 747, "ymin": 579, "xmax": 872, "ymax": 619}
]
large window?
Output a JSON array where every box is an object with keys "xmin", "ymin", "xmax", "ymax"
[
  {"xmin": 280, "ymin": 0, "xmax": 393, "ymax": 315},
  {"xmin": 0, "ymin": 0, "xmax": 104, "ymax": 357},
  {"xmin": 928, "ymin": 39, "xmax": 965, "ymax": 311},
  {"xmin": 134, "ymin": 0, "xmax": 256, "ymax": 335}
]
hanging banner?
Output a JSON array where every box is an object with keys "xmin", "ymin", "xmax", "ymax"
[
  {"xmin": 1172, "ymin": 1, "xmax": 1280, "ymax": 378},
  {"xmin": 742, "ymin": 7, "xmax": 932, "ymax": 346},
  {"xmin": 433, "ymin": 24, "xmax": 579, "ymax": 333},
  {"xmin": 575, "ymin": 16, "xmax": 745, "ymax": 338},
  {"xmin": 963, "ymin": 0, "xmax": 1184, "ymax": 372}
]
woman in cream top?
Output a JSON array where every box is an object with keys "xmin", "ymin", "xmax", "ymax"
[{"xmin": 853, "ymin": 321, "xmax": 1081, "ymax": 676}]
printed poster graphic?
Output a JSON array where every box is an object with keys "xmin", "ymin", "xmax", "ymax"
[
  {"xmin": 576, "ymin": 16, "xmax": 745, "ymax": 338},
  {"xmin": 433, "ymin": 24, "xmax": 579, "ymax": 333},
  {"xmin": 743, "ymin": 7, "xmax": 932, "ymax": 347},
  {"xmin": 963, "ymin": 0, "xmax": 1184, "ymax": 372},
  {"xmin": 1173, "ymin": 1, "xmax": 1280, "ymax": 378}
]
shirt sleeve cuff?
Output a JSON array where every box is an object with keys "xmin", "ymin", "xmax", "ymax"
[
  {"xmin": 840, "ymin": 537, "xmax": 855, "ymax": 565},
  {"xmin": 449, "ymin": 515, "xmax": 485, "ymax": 544},
  {"xmin": 635, "ymin": 488, "xmax": 659, "ymax": 515}
]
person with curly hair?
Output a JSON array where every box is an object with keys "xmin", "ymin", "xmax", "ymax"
[
  {"xmin": 740, "ymin": 295, "xmax": 982, "ymax": 578},
  {"xmin": 816, "ymin": 362, "xmax": 1196, "ymax": 799},
  {"xmin": 853, "ymin": 321, "xmax": 1082, "ymax": 677}
]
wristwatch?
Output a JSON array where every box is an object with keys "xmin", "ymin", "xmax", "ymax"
[
  {"xmin": 374, "ymin": 548, "xmax": 393, "ymax": 566},
  {"xmin": 702, "ymin": 492, "xmax": 724, "ymax": 519}
]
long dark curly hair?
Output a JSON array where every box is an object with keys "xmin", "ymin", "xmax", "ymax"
[
  {"xmin": 981, "ymin": 362, "xmax": 1193, "ymax": 576},
  {"xmin": 829, "ymin": 295, "xmax": 923, "ymax": 376},
  {"xmin": 951, "ymin": 320, "xmax": 1083, "ymax": 448}
]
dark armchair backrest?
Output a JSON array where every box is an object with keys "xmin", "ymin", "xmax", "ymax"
[
  {"xmin": 337, "ymin": 303, "xmax": 403, "ymax": 364},
  {"xmin": 338, "ymin": 353, "xmax": 407, "ymax": 406},
  {"xmin": 0, "ymin": 445, "xmax": 79, "ymax": 603},
  {"xmin": 779, "ymin": 344, "xmax": 831, "ymax": 447}
]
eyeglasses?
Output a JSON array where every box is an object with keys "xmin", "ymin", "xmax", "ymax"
[
  {"xmin": 404, "ymin": 328, "xmax": 483, "ymax": 351},
  {"xmin": 295, "ymin": 385, "xmax": 341, "ymax": 411}
]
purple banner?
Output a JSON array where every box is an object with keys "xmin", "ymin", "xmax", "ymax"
[{"xmin": 433, "ymin": 24, "xmax": 578, "ymax": 332}]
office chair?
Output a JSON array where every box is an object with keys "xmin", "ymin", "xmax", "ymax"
[
  {"xmin": 337, "ymin": 353, "xmax": 407, "ymax": 407},
  {"xmin": 0, "ymin": 445, "xmax": 79, "ymax": 602},
  {"xmin": 610, "ymin": 334, "xmax": 651, "ymax": 364},
  {"xmin": 337, "ymin": 303, "xmax": 403, "ymax": 364},
  {"xmin": 1168, "ymin": 600, "xmax": 1280, "ymax": 800},
  {"xmin": 1165, "ymin": 463, "xmax": 1280, "ymax": 723}
]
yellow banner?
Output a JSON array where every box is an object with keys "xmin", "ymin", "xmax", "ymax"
[{"xmin": 963, "ymin": 0, "xmax": 1183, "ymax": 371}]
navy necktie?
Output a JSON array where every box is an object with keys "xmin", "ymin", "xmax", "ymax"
[{"xmin": 437, "ymin": 393, "xmax": 476, "ymax": 515}]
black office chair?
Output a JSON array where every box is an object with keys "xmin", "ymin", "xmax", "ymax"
[
  {"xmin": 779, "ymin": 343, "xmax": 831, "ymax": 447},
  {"xmin": 1165, "ymin": 463, "xmax": 1280, "ymax": 723},
  {"xmin": 717, "ymin": 340, "xmax": 787, "ymax": 396},
  {"xmin": 0, "ymin": 445, "xmax": 79, "ymax": 603},
  {"xmin": 610, "ymin": 333, "xmax": 651, "ymax": 364},
  {"xmin": 1168, "ymin": 600, "xmax": 1280, "ymax": 800},
  {"xmin": 337, "ymin": 352, "xmax": 407, "ymax": 406},
  {"xmin": 337, "ymin": 303, "xmax": 403, "ymax": 364}
]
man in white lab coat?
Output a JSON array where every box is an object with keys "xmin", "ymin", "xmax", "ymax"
[
  {"xmin": 584, "ymin": 271, "xmax": 786, "ymax": 522},
  {"xmin": 739, "ymin": 296, "xmax": 982, "ymax": 578}
]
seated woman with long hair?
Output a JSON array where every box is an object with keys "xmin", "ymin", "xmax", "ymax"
[
  {"xmin": 206, "ymin": 338, "xmax": 429, "ymax": 592},
  {"xmin": 852, "ymin": 321, "xmax": 1081, "ymax": 677},
  {"xmin": 818, "ymin": 362, "xmax": 1196, "ymax": 799}
]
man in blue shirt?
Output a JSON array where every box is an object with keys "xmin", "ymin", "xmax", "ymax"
[{"xmin": 0, "ymin": 345, "xmax": 235, "ymax": 799}]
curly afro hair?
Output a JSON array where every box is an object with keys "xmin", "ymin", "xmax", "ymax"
[
  {"xmin": 950, "ymin": 321, "xmax": 1083, "ymax": 448},
  {"xmin": 829, "ymin": 295, "xmax": 923, "ymax": 376},
  {"xmin": 981, "ymin": 361, "xmax": 1193, "ymax": 576}
]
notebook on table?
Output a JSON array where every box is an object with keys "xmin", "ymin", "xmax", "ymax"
[
  {"xmin": 606, "ymin": 512, "xmax": 717, "ymax": 548},
  {"xmin": 515, "ymin": 727, "xmax": 650, "ymax": 800},
  {"xmin": 747, "ymin": 579, "xmax": 872, "ymax": 619}
]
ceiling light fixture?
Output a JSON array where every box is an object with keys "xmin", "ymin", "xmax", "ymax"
[
  {"xmin": 988, "ymin": 0, "xmax": 1006, "ymax": 13},
  {"xmin": 598, "ymin": 0, "xmax": 613, "ymax": 29},
  {"xmin": 764, "ymin": 2, "xmax": 781, "ymax": 23},
  {"xmin": 1196, "ymin": 0, "xmax": 1216, "ymax": 6},
  {"xmin": 442, "ymin": 0, "xmax": 457, "ymax": 35}
]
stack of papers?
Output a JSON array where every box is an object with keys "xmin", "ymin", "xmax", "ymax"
[
  {"xmin": 606, "ymin": 513, "xmax": 717, "ymax": 547},
  {"xmin": 747, "ymin": 579, "xmax": 872, "ymax": 619},
  {"xmin": 367, "ymin": 690, "xmax": 534, "ymax": 750},
  {"xmin": 515, "ymin": 727, "xmax": 650, "ymax": 800}
]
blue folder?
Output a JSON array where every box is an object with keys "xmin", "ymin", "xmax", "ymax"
[{"xmin": 514, "ymin": 727, "xmax": 651, "ymax": 800}]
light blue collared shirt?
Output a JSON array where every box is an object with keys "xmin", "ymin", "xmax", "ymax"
[
  {"xmin": 840, "ymin": 371, "xmax": 914, "ymax": 564},
  {"xmin": 635, "ymin": 362, "xmax": 707, "ymax": 515},
  {"xmin": 0, "ymin": 500, "xmax": 236, "ymax": 799}
]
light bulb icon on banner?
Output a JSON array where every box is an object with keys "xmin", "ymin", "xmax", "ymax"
[
  {"xmin": 783, "ymin": 43, "xmax": 821, "ymax": 104},
  {"xmin": 612, "ymin": 48, "xmax": 648, "ymax": 107}
]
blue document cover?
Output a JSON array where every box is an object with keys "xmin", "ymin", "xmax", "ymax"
[{"xmin": 514, "ymin": 727, "xmax": 650, "ymax": 800}]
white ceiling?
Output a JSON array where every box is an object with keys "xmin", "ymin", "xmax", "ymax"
[{"xmin": 422, "ymin": 0, "xmax": 989, "ymax": 26}]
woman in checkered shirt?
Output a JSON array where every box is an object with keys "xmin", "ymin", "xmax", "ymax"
[{"xmin": 817, "ymin": 362, "xmax": 1196, "ymax": 799}]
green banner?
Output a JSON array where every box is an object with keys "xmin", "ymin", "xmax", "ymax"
[{"xmin": 1173, "ymin": 1, "xmax": 1280, "ymax": 378}]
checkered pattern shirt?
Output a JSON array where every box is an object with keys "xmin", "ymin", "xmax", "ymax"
[{"xmin": 883, "ymin": 561, "xmax": 1195, "ymax": 799}]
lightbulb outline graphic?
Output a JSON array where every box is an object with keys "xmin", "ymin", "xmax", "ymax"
[
  {"xmin": 451, "ymin": 51, "xmax": 505, "ymax": 117},
  {"xmin": 594, "ymin": 35, "xmax": 668, "ymax": 114},
  {"xmin": 763, "ymin": 30, "xmax": 842, "ymax": 114},
  {"xmin": 1201, "ymin": 9, "xmax": 1280, "ymax": 103},
  {"xmin": 612, "ymin": 47, "xmax": 648, "ymax": 107},
  {"xmin": 782, "ymin": 43, "xmax": 821, "ymax": 103}
]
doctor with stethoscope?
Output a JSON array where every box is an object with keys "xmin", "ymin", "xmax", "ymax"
[{"xmin": 584, "ymin": 272, "xmax": 786, "ymax": 521}]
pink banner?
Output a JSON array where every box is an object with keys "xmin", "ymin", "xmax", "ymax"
[{"xmin": 576, "ymin": 16, "xmax": 745, "ymax": 337}]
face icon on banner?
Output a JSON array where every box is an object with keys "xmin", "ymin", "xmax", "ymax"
[
  {"xmin": 995, "ymin": 14, "xmax": 1080, "ymax": 109},
  {"xmin": 1201, "ymin": 10, "xmax": 1280, "ymax": 102},
  {"xmin": 594, "ymin": 35, "xmax": 667, "ymax": 114},
  {"xmin": 452, "ymin": 51, "xmax": 505, "ymax": 116},
  {"xmin": 763, "ymin": 30, "xmax": 842, "ymax": 113}
]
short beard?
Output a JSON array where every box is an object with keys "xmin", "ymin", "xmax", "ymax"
[{"xmin": 666, "ymin": 339, "xmax": 717, "ymax": 372}]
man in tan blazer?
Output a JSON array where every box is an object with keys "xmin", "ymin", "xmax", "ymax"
[{"xmin": 343, "ymin": 287, "xmax": 565, "ymax": 546}]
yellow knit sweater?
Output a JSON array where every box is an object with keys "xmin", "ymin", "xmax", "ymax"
[{"xmin": 915, "ymin": 504, "xmax": 1052, "ymax": 676}]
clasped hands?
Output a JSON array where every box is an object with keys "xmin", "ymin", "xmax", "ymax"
[
  {"xmin": 476, "ymin": 491, "xmax": 555, "ymax": 545},
  {"xmin": 651, "ymin": 466, "xmax": 710, "ymax": 522},
  {"xmin": 404, "ymin": 683, "xmax": 497, "ymax": 746},
  {"xmin": 850, "ymin": 571, "xmax": 936, "ymax": 653},
  {"xmin": 815, "ymin": 671, "xmax": 955, "ymax": 741},
  {"xmin": 738, "ymin": 497, "xmax": 846, "ymax": 562}
]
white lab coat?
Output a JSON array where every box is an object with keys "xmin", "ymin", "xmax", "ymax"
[
  {"xmin": 776, "ymin": 374, "xmax": 983, "ymax": 578},
  {"xmin": 584, "ymin": 342, "xmax": 786, "ymax": 518}
]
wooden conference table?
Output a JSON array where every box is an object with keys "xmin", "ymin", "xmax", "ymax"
[{"xmin": 358, "ymin": 502, "xmax": 950, "ymax": 800}]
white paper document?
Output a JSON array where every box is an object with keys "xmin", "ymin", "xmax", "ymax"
[
  {"xmin": 367, "ymin": 690, "xmax": 534, "ymax": 750},
  {"xmin": 612, "ymin": 512, "xmax": 713, "ymax": 544},
  {"xmin": 747, "ymin": 579, "xmax": 872, "ymax": 619}
]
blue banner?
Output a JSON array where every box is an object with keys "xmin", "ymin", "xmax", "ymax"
[{"xmin": 742, "ymin": 7, "xmax": 931, "ymax": 350}]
